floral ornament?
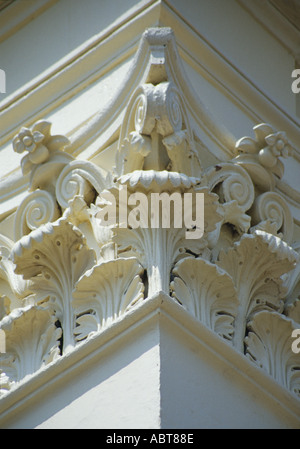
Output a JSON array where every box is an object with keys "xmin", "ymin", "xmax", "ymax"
[
  {"xmin": 258, "ymin": 131, "xmax": 293, "ymax": 168},
  {"xmin": 12, "ymin": 120, "xmax": 70, "ymax": 175},
  {"xmin": 234, "ymin": 123, "xmax": 294, "ymax": 186}
]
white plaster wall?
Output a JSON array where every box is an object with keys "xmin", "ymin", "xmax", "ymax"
[
  {"xmin": 0, "ymin": 0, "xmax": 300, "ymax": 431},
  {"xmin": 1, "ymin": 298, "xmax": 299, "ymax": 429},
  {"xmin": 159, "ymin": 314, "xmax": 297, "ymax": 429},
  {"xmin": 0, "ymin": 0, "xmax": 149, "ymax": 101},
  {"xmin": 168, "ymin": 0, "xmax": 296, "ymax": 114},
  {"xmin": 0, "ymin": 0, "xmax": 296, "ymax": 115},
  {"xmin": 1, "ymin": 318, "xmax": 161, "ymax": 429}
]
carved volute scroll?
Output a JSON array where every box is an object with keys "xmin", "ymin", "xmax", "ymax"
[
  {"xmin": 0, "ymin": 27, "xmax": 299, "ymax": 401},
  {"xmin": 115, "ymin": 81, "xmax": 201, "ymax": 177}
]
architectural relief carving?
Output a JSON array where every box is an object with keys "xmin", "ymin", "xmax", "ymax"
[
  {"xmin": 0, "ymin": 27, "xmax": 300, "ymax": 403},
  {"xmin": 0, "ymin": 305, "xmax": 61, "ymax": 395},
  {"xmin": 203, "ymin": 162, "xmax": 255, "ymax": 235},
  {"xmin": 245, "ymin": 311, "xmax": 300, "ymax": 396},
  {"xmin": 12, "ymin": 120, "xmax": 70, "ymax": 176},
  {"xmin": 171, "ymin": 257, "xmax": 238, "ymax": 341},
  {"xmin": 217, "ymin": 231, "xmax": 298, "ymax": 352},
  {"xmin": 234, "ymin": 123, "xmax": 293, "ymax": 188},
  {"xmin": 73, "ymin": 258, "xmax": 144, "ymax": 342},
  {"xmin": 12, "ymin": 218, "xmax": 96, "ymax": 354}
]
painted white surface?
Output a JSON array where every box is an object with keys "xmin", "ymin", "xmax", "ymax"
[
  {"xmin": 159, "ymin": 315, "xmax": 295, "ymax": 429},
  {"xmin": 0, "ymin": 0, "xmax": 150, "ymax": 102},
  {"xmin": 0, "ymin": 0, "xmax": 300, "ymax": 431},
  {"xmin": 169, "ymin": 0, "xmax": 296, "ymax": 114},
  {"xmin": 1, "ymin": 296, "xmax": 299, "ymax": 429},
  {"xmin": 1, "ymin": 318, "xmax": 161, "ymax": 429}
]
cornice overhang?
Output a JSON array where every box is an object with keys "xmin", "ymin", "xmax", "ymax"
[
  {"xmin": 0, "ymin": 24, "xmax": 300, "ymax": 427},
  {"xmin": 0, "ymin": 293, "xmax": 299, "ymax": 429}
]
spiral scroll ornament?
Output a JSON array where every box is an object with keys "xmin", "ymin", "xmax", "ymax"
[
  {"xmin": 133, "ymin": 93, "xmax": 152, "ymax": 134},
  {"xmin": 251, "ymin": 191, "xmax": 293, "ymax": 244},
  {"xmin": 205, "ymin": 163, "xmax": 255, "ymax": 212},
  {"xmin": 56, "ymin": 160, "xmax": 110, "ymax": 210},
  {"xmin": 131, "ymin": 85, "xmax": 155, "ymax": 135},
  {"xmin": 14, "ymin": 190, "xmax": 60, "ymax": 240},
  {"xmin": 155, "ymin": 82, "xmax": 183, "ymax": 136},
  {"xmin": 165, "ymin": 86, "xmax": 183, "ymax": 132}
]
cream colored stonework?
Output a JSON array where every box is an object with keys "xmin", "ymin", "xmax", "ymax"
[{"xmin": 0, "ymin": 1, "xmax": 300, "ymax": 429}]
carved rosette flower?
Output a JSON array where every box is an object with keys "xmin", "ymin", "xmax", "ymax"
[
  {"xmin": 12, "ymin": 120, "xmax": 70, "ymax": 175},
  {"xmin": 13, "ymin": 127, "xmax": 48, "ymax": 165},
  {"xmin": 258, "ymin": 131, "xmax": 292, "ymax": 168},
  {"xmin": 234, "ymin": 123, "xmax": 294, "ymax": 189},
  {"xmin": 245, "ymin": 311, "xmax": 300, "ymax": 397}
]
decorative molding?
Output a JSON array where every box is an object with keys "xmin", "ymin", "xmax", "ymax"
[
  {"xmin": 234, "ymin": 123, "xmax": 293, "ymax": 190},
  {"xmin": 171, "ymin": 257, "xmax": 238, "ymax": 341},
  {"xmin": 0, "ymin": 304, "xmax": 61, "ymax": 395},
  {"xmin": 12, "ymin": 218, "xmax": 96, "ymax": 354},
  {"xmin": 0, "ymin": 293, "xmax": 299, "ymax": 428},
  {"xmin": 73, "ymin": 257, "xmax": 144, "ymax": 342},
  {"xmin": 2, "ymin": 1, "xmax": 300, "ymax": 226},
  {"xmin": 0, "ymin": 0, "xmax": 58, "ymax": 45},
  {"xmin": 217, "ymin": 231, "xmax": 298, "ymax": 352},
  {"xmin": 245, "ymin": 311, "xmax": 300, "ymax": 396},
  {"xmin": 0, "ymin": 27, "xmax": 300, "ymax": 407},
  {"xmin": 237, "ymin": 0, "xmax": 300, "ymax": 58}
]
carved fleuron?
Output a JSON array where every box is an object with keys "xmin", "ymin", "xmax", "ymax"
[
  {"xmin": 0, "ymin": 27, "xmax": 299, "ymax": 401},
  {"xmin": 234, "ymin": 123, "xmax": 293, "ymax": 189},
  {"xmin": 12, "ymin": 120, "xmax": 70, "ymax": 176},
  {"xmin": 12, "ymin": 119, "xmax": 111, "ymax": 242}
]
